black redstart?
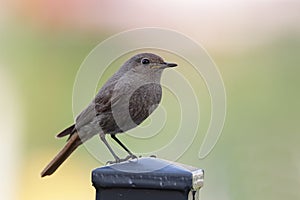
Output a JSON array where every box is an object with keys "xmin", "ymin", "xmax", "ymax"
[{"xmin": 41, "ymin": 53, "xmax": 177, "ymax": 177}]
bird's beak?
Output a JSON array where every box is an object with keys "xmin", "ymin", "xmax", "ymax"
[
  {"xmin": 151, "ymin": 62, "xmax": 178, "ymax": 69},
  {"xmin": 161, "ymin": 62, "xmax": 178, "ymax": 69}
]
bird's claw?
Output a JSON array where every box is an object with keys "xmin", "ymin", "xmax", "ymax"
[
  {"xmin": 106, "ymin": 154, "xmax": 138, "ymax": 165},
  {"xmin": 106, "ymin": 159, "xmax": 118, "ymax": 165},
  {"xmin": 126, "ymin": 154, "xmax": 138, "ymax": 160}
]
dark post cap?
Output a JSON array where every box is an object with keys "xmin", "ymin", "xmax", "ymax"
[{"xmin": 92, "ymin": 157, "xmax": 204, "ymax": 200}]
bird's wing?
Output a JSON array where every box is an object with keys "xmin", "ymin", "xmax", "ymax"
[
  {"xmin": 74, "ymin": 102, "xmax": 98, "ymax": 129},
  {"xmin": 75, "ymin": 81, "xmax": 131, "ymax": 130},
  {"xmin": 102, "ymin": 83, "xmax": 131, "ymax": 115},
  {"xmin": 74, "ymin": 83, "xmax": 113, "ymax": 129}
]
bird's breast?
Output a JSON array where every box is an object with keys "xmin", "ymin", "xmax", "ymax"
[
  {"xmin": 128, "ymin": 83, "xmax": 162, "ymax": 126},
  {"xmin": 96, "ymin": 82, "xmax": 163, "ymax": 134}
]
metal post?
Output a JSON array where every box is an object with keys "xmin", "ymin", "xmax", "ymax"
[{"xmin": 92, "ymin": 157, "xmax": 204, "ymax": 200}]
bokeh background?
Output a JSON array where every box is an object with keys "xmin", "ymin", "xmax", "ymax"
[{"xmin": 1, "ymin": 0, "xmax": 300, "ymax": 200}]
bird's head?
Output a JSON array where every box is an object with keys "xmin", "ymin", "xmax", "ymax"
[{"xmin": 122, "ymin": 53, "xmax": 177, "ymax": 75}]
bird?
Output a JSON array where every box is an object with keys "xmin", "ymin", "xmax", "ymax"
[{"xmin": 41, "ymin": 53, "xmax": 177, "ymax": 177}]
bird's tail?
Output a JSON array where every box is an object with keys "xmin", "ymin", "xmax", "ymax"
[{"xmin": 41, "ymin": 125, "xmax": 82, "ymax": 177}]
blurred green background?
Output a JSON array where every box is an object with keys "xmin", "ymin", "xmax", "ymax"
[{"xmin": 1, "ymin": 0, "xmax": 300, "ymax": 200}]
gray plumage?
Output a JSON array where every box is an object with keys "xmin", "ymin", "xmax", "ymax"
[{"xmin": 41, "ymin": 53, "xmax": 177, "ymax": 177}]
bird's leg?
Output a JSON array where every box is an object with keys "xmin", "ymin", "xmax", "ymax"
[
  {"xmin": 99, "ymin": 134, "xmax": 121, "ymax": 163},
  {"xmin": 111, "ymin": 134, "xmax": 137, "ymax": 160}
]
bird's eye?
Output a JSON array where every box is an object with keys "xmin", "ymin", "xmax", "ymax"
[{"xmin": 141, "ymin": 58, "xmax": 150, "ymax": 65}]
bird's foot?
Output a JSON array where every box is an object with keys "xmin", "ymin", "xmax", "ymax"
[
  {"xmin": 126, "ymin": 154, "xmax": 138, "ymax": 160},
  {"xmin": 124, "ymin": 154, "xmax": 139, "ymax": 162},
  {"xmin": 106, "ymin": 155, "xmax": 122, "ymax": 165},
  {"xmin": 106, "ymin": 159, "xmax": 118, "ymax": 165},
  {"xmin": 106, "ymin": 154, "xmax": 138, "ymax": 165}
]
